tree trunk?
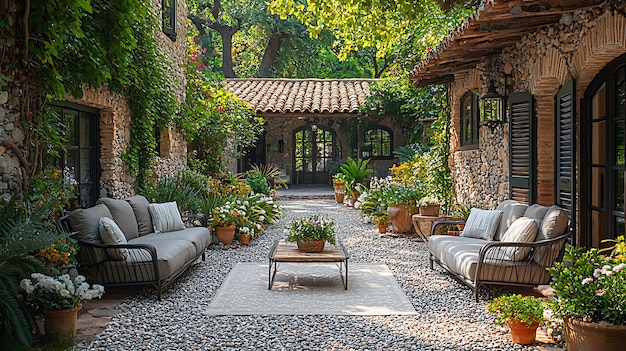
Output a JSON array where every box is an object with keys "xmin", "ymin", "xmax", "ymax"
[
  {"xmin": 258, "ymin": 33, "xmax": 281, "ymax": 77},
  {"xmin": 220, "ymin": 30, "xmax": 236, "ymax": 78}
]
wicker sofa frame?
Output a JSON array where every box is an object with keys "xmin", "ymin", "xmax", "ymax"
[
  {"xmin": 59, "ymin": 211, "xmax": 209, "ymax": 301},
  {"xmin": 428, "ymin": 217, "xmax": 571, "ymax": 302}
]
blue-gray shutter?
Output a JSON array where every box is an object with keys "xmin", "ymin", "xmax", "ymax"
[
  {"xmin": 556, "ymin": 80, "xmax": 575, "ymax": 216},
  {"xmin": 509, "ymin": 92, "xmax": 536, "ymax": 204}
]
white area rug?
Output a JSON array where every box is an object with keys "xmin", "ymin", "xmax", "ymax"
[{"xmin": 204, "ymin": 263, "xmax": 417, "ymax": 316}]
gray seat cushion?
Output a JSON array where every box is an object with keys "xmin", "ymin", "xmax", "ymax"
[
  {"xmin": 138, "ymin": 227, "xmax": 211, "ymax": 256},
  {"xmin": 523, "ymin": 204, "xmax": 550, "ymax": 221},
  {"xmin": 125, "ymin": 195, "xmax": 153, "ymax": 236},
  {"xmin": 97, "ymin": 197, "xmax": 139, "ymax": 240},
  {"xmin": 494, "ymin": 200, "xmax": 528, "ymax": 241},
  {"xmin": 68, "ymin": 204, "xmax": 112, "ymax": 265}
]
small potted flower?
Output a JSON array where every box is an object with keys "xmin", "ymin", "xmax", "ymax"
[
  {"xmin": 20, "ymin": 272, "xmax": 105, "ymax": 340},
  {"xmin": 373, "ymin": 212, "xmax": 389, "ymax": 233},
  {"xmin": 487, "ymin": 294, "xmax": 544, "ymax": 345},
  {"xmin": 548, "ymin": 236, "xmax": 626, "ymax": 351},
  {"xmin": 416, "ymin": 195, "xmax": 441, "ymax": 216},
  {"xmin": 332, "ymin": 174, "xmax": 347, "ymax": 204},
  {"xmin": 208, "ymin": 199, "xmax": 247, "ymax": 244},
  {"xmin": 285, "ymin": 215, "xmax": 336, "ymax": 253}
]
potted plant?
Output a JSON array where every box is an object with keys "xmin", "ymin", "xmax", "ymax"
[
  {"xmin": 20, "ymin": 273, "xmax": 104, "ymax": 340},
  {"xmin": 385, "ymin": 182, "xmax": 422, "ymax": 234},
  {"xmin": 332, "ymin": 173, "xmax": 347, "ymax": 204},
  {"xmin": 548, "ymin": 236, "xmax": 626, "ymax": 351},
  {"xmin": 416, "ymin": 196, "xmax": 441, "ymax": 216},
  {"xmin": 487, "ymin": 294, "xmax": 545, "ymax": 345},
  {"xmin": 338, "ymin": 157, "xmax": 373, "ymax": 206},
  {"xmin": 373, "ymin": 212, "xmax": 389, "ymax": 233},
  {"xmin": 208, "ymin": 199, "xmax": 247, "ymax": 244},
  {"xmin": 285, "ymin": 215, "xmax": 336, "ymax": 253}
]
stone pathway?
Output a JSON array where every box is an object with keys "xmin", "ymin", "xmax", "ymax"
[{"xmin": 74, "ymin": 199, "xmax": 561, "ymax": 350}]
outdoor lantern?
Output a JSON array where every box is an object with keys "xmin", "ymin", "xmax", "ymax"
[{"xmin": 480, "ymin": 81, "xmax": 504, "ymax": 122}]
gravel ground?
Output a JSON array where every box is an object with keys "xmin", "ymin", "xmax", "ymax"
[{"xmin": 77, "ymin": 200, "xmax": 551, "ymax": 351}]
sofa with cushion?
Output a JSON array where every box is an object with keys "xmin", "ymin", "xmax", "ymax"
[
  {"xmin": 59, "ymin": 195, "xmax": 213, "ymax": 300},
  {"xmin": 428, "ymin": 200, "xmax": 571, "ymax": 301}
]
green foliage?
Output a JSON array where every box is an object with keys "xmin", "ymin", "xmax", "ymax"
[
  {"xmin": 339, "ymin": 158, "xmax": 373, "ymax": 185},
  {"xmin": 286, "ymin": 215, "xmax": 336, "ymax": 244},
  {"xmin": 139, "ymin": 177, "xmax": 202, "ymax": 215},
  {"xmin": 0, "ymin": 198, "xmax": 59, "ymax": 350},
  {"xmin": 549, "ymin": 243, "xmax": 626, "ymax": 325},
  {"xmin": 246, "ymin": 174, "xmax": 271, "ymax": 195},
  {"xmin": 487, "ymin": 294, "xmax": 545, "ymax": 327}
]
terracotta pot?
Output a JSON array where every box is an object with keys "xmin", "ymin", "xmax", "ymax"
[
  {"xmin": 333, "ymin": 183, "xmax": 346, "ymax": 193},
  {"xmin": 215, "ymin": 225, "xmax": 236, "ymax": 244},
  {"xmin": 377, "ymin": 223, "xmax": 388, "ymax": 233},
  {"xmin": 240, "ymin": 235, "xmax": 251, "ymax": 245},
  {"xmin": 43, "ymin": 304, "xmax": 82, "ymax": 340},
  {"xmin": 334, "ymin": 192, "xmax": 345, "ymax": 204},
  {"xmin": 297, "ymin": 239, "xmax": 325, "ymax": 253},
  {"xmin": 387, "ymin": 204, "xmax": 414, "ymax": 234},
  {"xmin": 419, "ymin": 204, "xmax": 441, "ymax": 216},
  {"xmin": 506, "ymin": 320, "xmax": 539, "ymax": 345},
  {"xmin": 564, "ymin": 317, "xmax": 626, "ymax": 351}
]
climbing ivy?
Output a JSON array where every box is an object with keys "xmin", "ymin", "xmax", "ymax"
[{"xmin": 0, "ymin": 0, "xmax": 178, "ymax": 191}]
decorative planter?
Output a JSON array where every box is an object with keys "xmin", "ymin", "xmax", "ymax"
[
  {"xmin": 564, "ymin": 317, "xmax": 626, "ymax": 351},
  {"xmin": 506, "ymin": 320, "xmax": 539, "ymax": 345},
  {"xmin": 240, "ymin": 235, "xmax": 251, "ymax": 245},
  {"xmin": 333, "ymin": 183, "xmax": 346, "ymax": 204},
  {"xmin": 297, "ymin": 239, "xmax": 325, "ymax": 253},
  {"xmin": 215, "ymin": 225, "xmax": 236, "ymax": 244},
  {"xmin": 43, "ymin": 304, "xmax": 82, "ymax": 340},
  {"xmin": 387, "ymin": 203, "xmax": 416, "ymax": 234},
  {"xmin": 419, "ymin": 204, "xmax": 441, "ymax": 216},
  {"xmin": 377, "ymin": 223, "xmax": 388, "ymax": 233},
  {"xmin": 334, "ymin": 192, "xmax": 345, "ymax": 204}
]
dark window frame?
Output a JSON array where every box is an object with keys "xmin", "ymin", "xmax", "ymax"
[
  {"xmin": 460, "ymin": 91, "xmax": 479, "ymax": 149},
  {"xmin": 361, "ymin": 126, "xmax": 393, "ymax": 159},
  {"xmin": 162, "ymin": 0, "xmax": 176, "ymax": 41}
]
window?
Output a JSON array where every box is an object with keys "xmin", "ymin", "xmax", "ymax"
[
  {"xmin": 461, "ymin": 91, "xmax": 479, "ymax": 147},
  {"xmin": 362, "ymin": 127, "xmax": 392, "ymax": 158},
  {"xmin": 162, "ymin": 0, "xmax": 176, "ymax": 41},
  {"xmin": 47, "ymin": 103, "xmax": 100, "ymax": 208}
]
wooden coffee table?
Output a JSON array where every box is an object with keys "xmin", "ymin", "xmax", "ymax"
[{"xmin": 268, "ymin": 240, "xmax": 350, "ymax": 290}]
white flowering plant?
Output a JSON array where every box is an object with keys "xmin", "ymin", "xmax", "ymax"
[
  {"xmin": 20, "ymin": 273, "xmax": 104, "ymax": 310},
  {"xmin": 285, "ymin": 215, "xmax": 336, "ymax": 244},
  {"xmin": 416, "ymin": 195, "xmax": 440, "ymax": 207},
  {"xmin": 549, "ymin": 236, "xmax": 626, "ymax": 325}
]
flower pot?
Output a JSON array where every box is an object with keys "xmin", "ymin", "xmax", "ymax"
[
  {"xmin": 334, "ymin": 192, "xmax": 345, "ymax": 204},
  {"xmin": 215, "ymin": 225, "xmax": 236, "ymax": 244},
  {"xmin": 43, "ymin": 304, "xmax": 82, "ymax": 340},
  {"xmin": 387, "ymin": 204, "xmax": 415, "ymax": 234},
  {"xmin": 506, "ymin": 320, "xmax": 539, "ymax": 345},
  {"xmin": 240, "ymin": 235, "xmax": 251, "ymax": 245},
  {"xmin": 377, "ymin": 223, "xmax": 388, "ymax": 233},
  {"xmin": 419, "ymin": 204, "xmax": 441, "ymax": 216},
  {"xmin": 564, "ymin": 317, "xmax": 626, "ymax": 351},
  {"xmin": 297, "ymin": 239, "xmax": 325, "ymax": 253}
]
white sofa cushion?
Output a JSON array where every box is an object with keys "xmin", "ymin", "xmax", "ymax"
[
  {"xmin": 99, "ymin": 217, "xmax": 129, "ymax": 260},
  {"xmin": 148, "ymin": 201, "xmax": 185, "ymax": 233},
  {"xmin": 532, "ymin": 206, "xmax": 569, "ymax": 266},
  {"xmin": 461, "ymin": 208, "xmax": 503, "ymax": 240},
  {"xmin": 495, "ymin": 200, "xmax": 529, "ymax": 241},
  {"xmin": 494, "ymin": 217, "xmax": 539, "ymax": 261}
]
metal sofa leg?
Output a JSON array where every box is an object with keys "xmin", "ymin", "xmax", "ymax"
[{"xmin": 429, "ymin": 254, "xmax": 434, "ymax": 270}]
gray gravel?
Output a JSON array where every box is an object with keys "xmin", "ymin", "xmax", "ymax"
[{"xmin": 77, "ymin": 200, "xmax": 549, "ymax": 350}]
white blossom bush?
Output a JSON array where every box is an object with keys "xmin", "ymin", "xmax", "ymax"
[{"xmin": 20, "ymin": 273, "xmax": 104, "ymax": 310}]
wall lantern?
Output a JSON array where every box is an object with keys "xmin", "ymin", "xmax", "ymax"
[
  {"xmin": 480, "ymin": 81, "xmax": 504, "ymax": 122},
  {"xmin": 278, "ymin": 139, "xmax": 285, "ymax": 153}
]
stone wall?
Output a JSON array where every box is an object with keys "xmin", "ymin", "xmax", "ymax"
[
  {"xmin": 0, "ymin": 85, "xmax": 21, "ymax": 201},
  {"xmin": 448, "ymin": 3, "xmax": 626, "ymax": 210}
]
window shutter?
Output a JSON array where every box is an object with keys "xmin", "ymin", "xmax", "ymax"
[
  {"xmin": 509, "ymin": 92, "xmax": 536, "ymax": 204},
  {"xmin": 556, "ymin": 81, "xmax": 575, "ymax": 216}
]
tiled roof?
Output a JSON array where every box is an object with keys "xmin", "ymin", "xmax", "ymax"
[
  {"xmin": 410, "ymin": 0, "xmax": 605, "ymax": 87},
  {"xmin": 223, "ymin": 78, "xmax": 376, "ymax": 114}
]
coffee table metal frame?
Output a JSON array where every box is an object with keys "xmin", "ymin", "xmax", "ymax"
[{"xmin": 268, "ymin": 240, "xmax": 350, "ymax": 290}]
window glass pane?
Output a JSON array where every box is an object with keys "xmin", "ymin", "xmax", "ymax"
[
  {"xmin": 591, "ymin": 166, "xmax": 605, "ymax": 208},
  {"xmin": 592, "ymin": 120, "xmax": 606, "ymax": 164},
  {"xmin": 617, "ymin": 120, "xmax": 625, "ymax": 166},
  {"xmin": 65, "ymin": 112, "xmax": 77, "ymax": 145},
  {"xmin": 592, "ymin": 83, "xmax": 606, "ymax": 120},
  {"xmin": 80, "ymin": 149, "xmax": 91, "ymax": 183},
  {"xmin": 79, "ymin": 115, "xmax": 91, "ymax": 147},
  {"xmin": 616, "ymin": 170, "xmax": 624, "ymax": 212},
  {"xmin": 617, "ymin": 217, "xmax": 625, "ymax": 238}
]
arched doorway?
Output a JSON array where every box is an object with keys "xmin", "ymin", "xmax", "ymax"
[
  {"xmin": 582, "ymin": 53, "xmax": 626, "ymax": 248},
  {"xmin": 293, "ymin": 125, "xmax": 334, "ymax": 184}
]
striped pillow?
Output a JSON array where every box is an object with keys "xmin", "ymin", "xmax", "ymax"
[{"xmin": 148, "ymin": 201, "xmax": 185, "ymax": 233}]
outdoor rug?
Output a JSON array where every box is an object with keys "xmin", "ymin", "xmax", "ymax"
[{"xmin": 204, "ymin": 263, "xmax": 417, "ymax": 316}]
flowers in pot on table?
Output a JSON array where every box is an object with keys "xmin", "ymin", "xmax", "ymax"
[
  {"xmin": 416, "ymin": 195, "xmax": 441, "ymax": 216},
  {"xmin": 548, "ymin": 236, "xmax": 626, "ymax": 351},
  {"xmin": 285, "ymin": 215, "xmax": 336, "ymax": 253},
  {"xmin": 20, "ymin": 273, "xmax": 104, "ymax": 339},
  {"xmin": 487, "ymin": 294, "xmax": 545, "ymax": 345}
]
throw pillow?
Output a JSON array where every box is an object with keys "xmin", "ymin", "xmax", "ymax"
[
  {"xmin": 148, "ymin": 201, "xmax": 185, "ymax": 233},
  {"xmin": 125, "ymin": 195, "xmax": 153, "ymax": 236},
  {"xmin": 99, "ymin": 217, "xmax": 129, "ymax": 260},
  {"xmin": 460, "ymin": 208, "xmax": 504, "ymax": 240},
  {"xmin": 496, "ymin": 217, "xmax": 539, "ymax": 261},
  {"xmin": 532, "ymin": 206, "xmax": 569, "ymax": 266}
]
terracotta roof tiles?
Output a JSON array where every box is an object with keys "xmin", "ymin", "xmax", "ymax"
[{"xmin": 223, "ymin": 78, "xmax": 376, "ymax": 114}]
